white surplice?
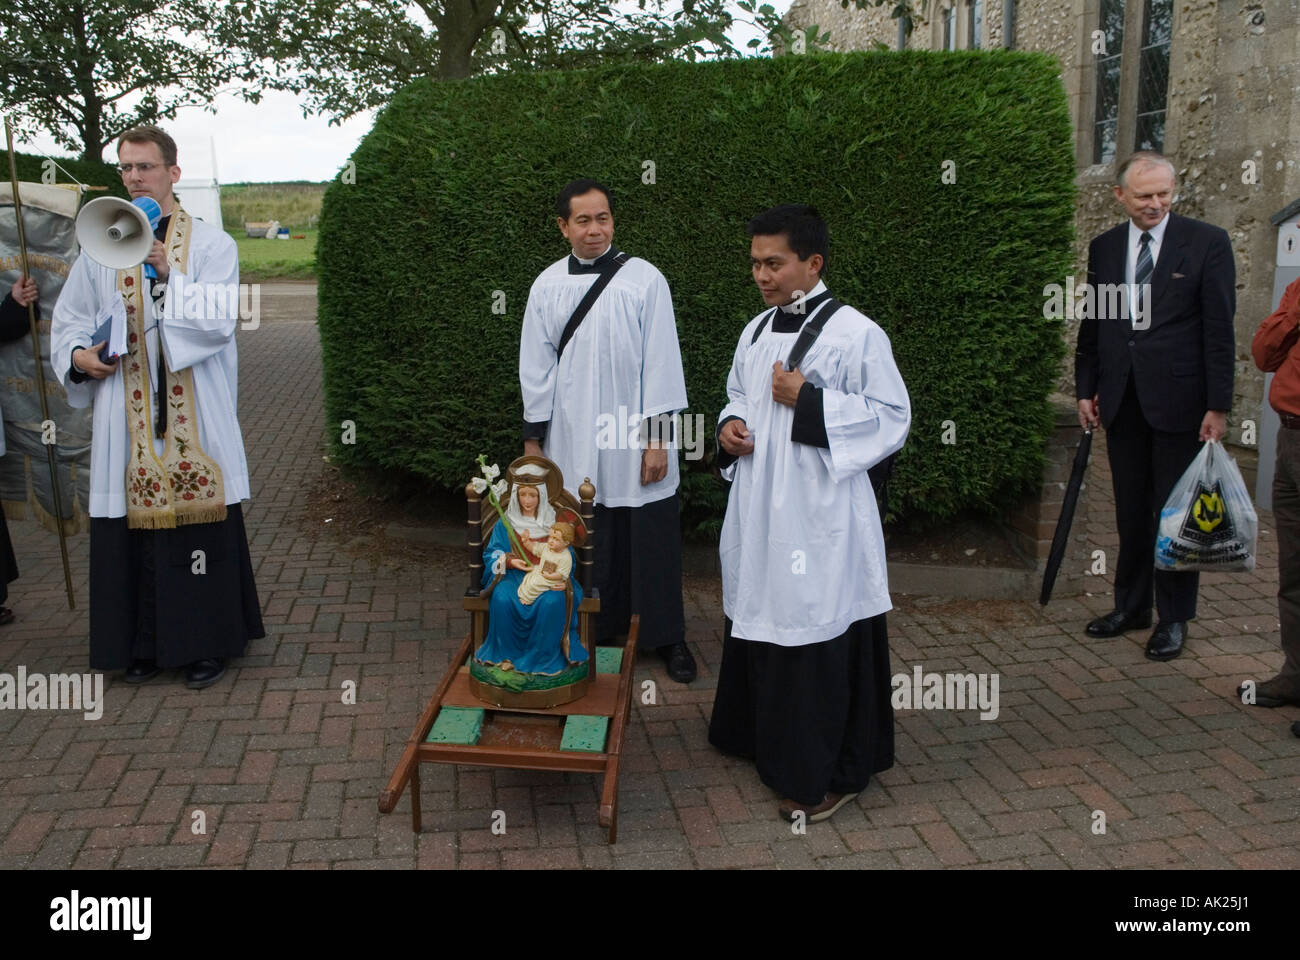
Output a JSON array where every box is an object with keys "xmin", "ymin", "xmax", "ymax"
[
  {"xmin": 520, "ymin": 250, "xmax": 687, "ymax": 507},
  {"xmin": 719, "ymin": 281, "xmax": 911, "ymax": 647},
  {"xmin": 50, "ymin": 216, "xmax": 251, "ymax": 518}
]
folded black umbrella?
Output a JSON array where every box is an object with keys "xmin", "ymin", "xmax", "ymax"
[{"xmin": 1040, "ymin": 429, "xmax": 1093, "ymax": 606}]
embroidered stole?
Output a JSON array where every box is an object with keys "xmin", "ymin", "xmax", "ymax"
[{"xmin": 115, "ymin": 208, "xmax": 226, "ymax": 529}]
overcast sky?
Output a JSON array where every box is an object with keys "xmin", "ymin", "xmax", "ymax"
[{"xmin": 19, "ymin": 4, "xmax": 784, "ymax": 184}]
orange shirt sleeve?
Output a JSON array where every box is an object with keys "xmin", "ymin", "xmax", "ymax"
[{"xmin": 1252, "ymin": 276, "xmax": 1300, "ymax": 372}]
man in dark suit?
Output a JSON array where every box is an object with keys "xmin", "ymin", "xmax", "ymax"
[{"xmin": 1075, "ymin": 150, "xmax": 1236, "ymax": 661}]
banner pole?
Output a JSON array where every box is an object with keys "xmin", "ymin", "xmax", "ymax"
[{"xmin": 4, "ymin": 118, "xmax": 76, "ymax": 609}]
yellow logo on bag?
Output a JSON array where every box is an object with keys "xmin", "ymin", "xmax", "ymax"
[{"xmin": 1193, "ymin": 490, "xmax": 1225, "ymax": 532}]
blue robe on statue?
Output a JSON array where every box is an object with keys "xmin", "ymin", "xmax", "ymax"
[{"xmin": 476, "ymin": 521, "xmax": 587, "ymax": 675}]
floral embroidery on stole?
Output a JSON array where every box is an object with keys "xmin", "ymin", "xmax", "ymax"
[{"xmin": 115, "ymin": 208, "xmax": 226, "ymax": 529}]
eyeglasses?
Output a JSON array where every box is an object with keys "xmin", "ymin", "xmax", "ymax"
[{"xmin": 117, "ymin": 163, "xmax": 161, "ymax": 174}]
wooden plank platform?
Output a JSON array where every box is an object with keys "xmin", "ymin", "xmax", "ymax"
[
  {"xmin": 442, "ymin": 668, "xmax": 620, "ymax": 717},
  {"xmin": 380, "ymin": 621, "xmax": 638, "ymax": 842}
]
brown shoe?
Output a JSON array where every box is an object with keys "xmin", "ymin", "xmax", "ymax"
[
  {"xmin": 1238, "ymin": 675, "xmax": 1300, "ymax": 708},
  {"xmin": 778, "ymin": 791, "xmax": 858, "ymax": 823}
]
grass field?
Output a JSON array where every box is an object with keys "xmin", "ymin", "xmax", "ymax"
[
  {"xmin": 229, "ymin": 228, "xmax": 318, "ymax": 282},
  {"xmin": 221, "ymin": 182, "xmax": 326, "ymax": 281}
]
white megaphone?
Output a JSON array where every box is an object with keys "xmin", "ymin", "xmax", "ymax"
[{"xmin": 75, "ymin": 196, "xmax": 163, "ymax": 278}]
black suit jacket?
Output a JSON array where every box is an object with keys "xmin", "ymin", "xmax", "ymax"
[
  {"xmin": 0, "ymin": 293, "xmax": 35, "ymax": 344},
  {"xmin": 1074, "ymin": 211, "xmax": 1236, "ymax": 433}
]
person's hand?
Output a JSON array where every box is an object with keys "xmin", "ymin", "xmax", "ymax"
[
  {"xmin": 10, "ymin": 277, "xmax": 37, "ymax": 307},
  {"xmin": 719, "ymin": 419, "xmax": 753, "ymax": 457},
  {"xmin": 508, "ymin": 556, "xmax": 530, "ymax": 571},
  {"xmin": 1200, "ymin": 410, "xmax": 1227, "ymax": 443},
  {"xmin": 523, "ymin": 438, "xmax": 542, "ymax": 458},
  {"xmin": 72, "ymin": 343, "xmax": 119, "ymax": 379},
  {"xmin": 145, "ymin": 240, "xmax": 169, "ymax": 280},
  {"xmin": 641, "ymin": 445, "xmax": 668, "ymax": 485},
  {"xmin": 771, "ymin": 362, "xmax": 805, "ymax": 408},
  {"xmin": 1077, "ymin": 395, "xmax": 1099, "ymax": 431}
]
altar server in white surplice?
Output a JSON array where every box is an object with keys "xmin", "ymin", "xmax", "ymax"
[
  {"xmin": 519, "ymin": 179, "xmax": 696, "ymax": 683},
  {"xmin": 50, "ymin": 125, "xmax": 263, "ymax": 690},
  {"xmin": 709, "ymin": 204, "xmax": 910, "ymax": 823}
]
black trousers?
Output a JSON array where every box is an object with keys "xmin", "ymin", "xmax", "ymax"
[
  {"xmin": 89, "ymin": 503, "xmax": 265, "ymax": 670},
  {"xmin": 1106, "ymin": 376, "xmax": 1203, "ymax": 622},
  {"xmin": 0, "ymin": 508, "xmax": 18, "ymax": 605},
  {"xmin": 709, "ymin": 615, "xmax": 895, "ymax": 806},
  {"xmin": 1268, "ymin": 427, "xmax": 1300, "ymax": 684},
  {"xmin": 592, "ymin": 493, "xmax": 685, "ymax": 650}
]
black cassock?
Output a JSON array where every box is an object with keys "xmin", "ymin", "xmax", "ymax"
[
  {"xmin": 88, "ymin": 504, "xmax": 264, "ymax": 670},
  {"xmin": 708, "ymin": 614, "xmax": 895, "ymax": 806},
  {"xmin": 592, "ymin": 491, "xmax": 685, "ymax": 651}
]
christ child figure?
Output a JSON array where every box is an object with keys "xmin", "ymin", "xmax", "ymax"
[{"xmin": 517, "ymin": 522, "xmax": 575, "ymax": 605}]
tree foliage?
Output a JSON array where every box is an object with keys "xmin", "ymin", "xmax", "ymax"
[
  {"xmin": 0, "ymin": 0, "xmax": 263, "ymax": 160},
  {"xmin": 218, "ymin": 0, "xmax": 819, "ymax": 123}
]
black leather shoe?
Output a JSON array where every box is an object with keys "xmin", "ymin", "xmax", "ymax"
[
  {"xmin": 1085, "ymin": 609, "xmax": 1152, "ymax": 638},
  {"xmin": 657, "ymin": 643, "xmax": 697, "ymax": 684},
  {"xmin": 124, "ymin": 659, "xmax": 160, "ymax": 684},
  {"xmin": 185, "ymin": 658, "xmax": 226, "ymax": 690},
  {"xmin": 1145, "ymin": 621, "xmax": 1186, "ymax": 661}
]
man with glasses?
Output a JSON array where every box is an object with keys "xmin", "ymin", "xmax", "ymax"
[{"xmin": 51, "ymin": 124, "xmax": 263, "ymax": 689}]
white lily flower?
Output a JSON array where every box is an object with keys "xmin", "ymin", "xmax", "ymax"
[
  {"xmin": 492, "ymin": 479, "xmax": 508, "ymax": 499},
  {"xmin": 483, "ymin": 463, "xmax": 501, "ymax": 481},
  {"xmin": 470, "ymin": 477, "xmax": 488, "ymax": 494}
]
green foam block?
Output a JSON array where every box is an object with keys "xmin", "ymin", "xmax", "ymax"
[
  {"xmin": 426, "ymin": 707, "xmax": 484, "ymax": 745},
  {"xmin": 560, "ymin": 715, "xmax": 609, "ymax": 753},
  {"xmin": 595, "ymin": 646, "xmax": 623, "ymax": 675}
]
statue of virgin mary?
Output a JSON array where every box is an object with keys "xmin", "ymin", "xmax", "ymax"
[{"xmin": 474, "ymin": 462, "xmax": 587, "ymax": 678}]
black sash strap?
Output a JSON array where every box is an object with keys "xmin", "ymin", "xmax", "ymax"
[
  {"xmin": 749, "ymin": 297, "xmax": 844, "ymax": 370},
  {"xmin": 749, "ymin": 307, "xmax": 778, "ymax": 345},
  {"xmin": 741, "ymin": 295, "xmax": 898, "ymax": 504},
  {"xmin": 557, "ymin": 251, "xmax": 630, "ymax": 359},
  {"xmin": 785, "ymin": 297, "xmax": 842, "ymax": 371}
]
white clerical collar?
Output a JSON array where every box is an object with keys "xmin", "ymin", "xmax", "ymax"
[
  {"xmin": 1128, "ymin": 212, "xmax": 1170, "ymax": 246},
  {"xmin": 575, "ymin": 244, "xmax": 613, "ymax": 266},
  {"xmin": 778, "ymin": 280, "xmax": 828, "ymax": 313}
]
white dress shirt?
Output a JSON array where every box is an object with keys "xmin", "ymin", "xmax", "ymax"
[{"xmin": 1125, "ymin": 213, "xmax": 1169, "ymax": 285}]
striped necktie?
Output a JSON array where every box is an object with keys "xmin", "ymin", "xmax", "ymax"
[{"xmin": 1133, "ymin": 231, "xmax": 1153, "ymax": 321}]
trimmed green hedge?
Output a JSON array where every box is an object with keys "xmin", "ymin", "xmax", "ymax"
[
  {"xmin": 318, "ymin": 51, "xmax": 1074, "ymax": 533},
  {"xmin": 1, "ymin": 150, "xmax": 128, "ymax": 200}
]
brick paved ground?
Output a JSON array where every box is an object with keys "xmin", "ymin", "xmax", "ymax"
[{"xmin": 0, "ymin": 282, "xmax": 1296, "ymax": 870}]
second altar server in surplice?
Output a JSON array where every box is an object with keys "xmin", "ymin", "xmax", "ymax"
[{"xmin": 709, "ymin": 204, "xmax": 910, "ymax": 824}]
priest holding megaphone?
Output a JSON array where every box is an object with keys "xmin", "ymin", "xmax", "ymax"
[{"xmin": 51, "ymin": 124, "xmax": 264, "ymax": 690}]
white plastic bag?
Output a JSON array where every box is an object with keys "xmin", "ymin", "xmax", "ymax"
[{"xmin": 1155, "ymin": 441, "xmax": 1257, "ymax": 572}]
